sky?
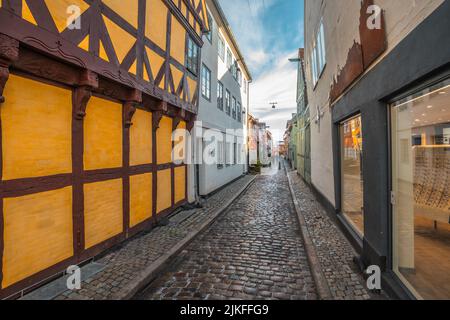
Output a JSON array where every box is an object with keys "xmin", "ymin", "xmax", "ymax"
[{"xmin": 218, "ymin": 0, "xmax": 304, "ymax": 142}]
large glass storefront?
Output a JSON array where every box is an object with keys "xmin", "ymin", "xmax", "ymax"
[
  {"xmin": 340, "ymin": 115, "xmax": 364, "ymax": 236},
  {"xmin": 391, "ymin": 78, "xmax": 450, "ymax": 300}
]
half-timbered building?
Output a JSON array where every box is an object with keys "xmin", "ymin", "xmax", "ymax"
[{"xmin": 0, "ymin": 0, "xmax": 208, "ymax": 299}]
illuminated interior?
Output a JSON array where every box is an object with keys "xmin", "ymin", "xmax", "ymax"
[
  {"xmin": 340, "ymin": 115, "xmax": 364, "ymax": 236},
  {"xmin": 391, "ymin": 79, "xmax": 450, "ymax": 300}
]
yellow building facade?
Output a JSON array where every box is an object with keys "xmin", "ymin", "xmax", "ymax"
[{"xmin": 0, "ymin": 0, "xmax": 208, "ymax": 298}]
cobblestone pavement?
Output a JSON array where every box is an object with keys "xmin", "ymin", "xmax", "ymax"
[
  {"xmin": 136, "ymin": 169, "xmax": 317, "ymax": 300},
  {"xmin": 55, "ymin": 175, "xmax": 254, "ymax": 300},
  {"xmin": 287, "ymin": 169, "xmax": 384, "ymax": 300}
]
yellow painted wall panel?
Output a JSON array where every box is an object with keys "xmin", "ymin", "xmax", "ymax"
[
  {"xmin": 84, "ymin": 96, "xmax": 122, "ymax": 170},
  {"xmin": 145, "ymin": 0, "xmax": 167, "ymax": 49},
  {"xmin": 2, "ymin": 187, "xmax": 73, "ymax": 288},
  {"xmin": 159, "ymin": 75, "xmax": 165, "ymax": 90},
  {"xmin": 171, "ymin": 65, "xmax": 183, "ymax": 95},
  {"xmin": 157, "ymin": 116, "xmax": 172, "ymax": 164},
  {"xmin": 103, "ymin": 15, "xmax": 136, "ymax": 63},
  {"xmin": 174, "ymin": 166, "xmax": 186, "ymax": 204},
  {"xmin": 78, "ymin": 35, "xmax": 89, "ymax": 51},
  {"xmin": 188, "ymin": 13, "xmax": 194, "ymax": 29},
  {"xmin": 143, "ymin": 63, "xmax": 150, "ymax": 82},
  {"xmin": 157, "ymin": 169, "xmax": 171, "ymax": 213},
  {"xmin": 195, "ymin": 23, "xmax": 200, "ymax": 36},
  {"xmin": 22, "ymin": 0, "xmax": 37, "ymax": 26},
  {"xmin": 146, "ymin": 47, "xmax": 165, "ymax": 83},
  {"xmin": 201, "ymin": 0, "xmax": 208, "ymax": 29},
  {"xmin": 173, "ymin": 120, "xmax": 186, "ymax": 162},
  {"xmin": 130, "ymin": 109, "xmax": 153, "ymax": 166},
  {"xmin": 102, "ymin": 0, "xmax": 139, "ymax": 28},
  {"xmin": 170, "ymin": 17, "xmax": 186, "ymax": 64},
  {"xmin": 129, "ymin": 60, "xmax": 137, "ymax": 75},
  {"xmin": 130, "ymin": 173, "xmax": 153, "ymax": 227},
  {"xmin": 181, "ymin": 2, "xmax": 187, "ymax": 17},
  {"xmin": 99, "ymin": 40, "xmax": 109, "ymax": 62},
  {"xmin": 45, "ymin": 0, "xmax": 89, "ymax": 33},
  {"xmin": 84, "ymin": 179, "xmax": 123, "ymax": 249},
  {"xmin": 187, "ymin": 77, "xmax": 197, "ymax": 103},
  {"xmin": 1, "ymin": 75, "xmax": 72, "ymax": 180}
]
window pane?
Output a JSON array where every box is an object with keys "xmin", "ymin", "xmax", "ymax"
[
  {"xmin": 201, "ymin": 64, "xmax": 211, "ymax": 100},
  {"xmin": 217, "ymin": 82, "xmax": 223, "ymax": 110},
  {"xmin": 391, "ymin": 78, "xmax": 450, "ymax": 300},
  {"xmin": 206, "ymin": 12, "xmax": 212, "ymax": 42},
  {"xmin": 218, "ymin": 36, "xmax": 225, "ymax": 61},
  {"xmin": 317, "ymin": 33, "xmax": 323, "ymax": 73},
  {"xmin": 237, "ymin": 102, "xmax": 241, "ymax": 122},
  {"xmin": 186, "ymin": 37, "xmax": 199, "ymax": 75},
  {"xmin": 232, "ymin": 97, "xmax": 236, "ymax": 119},
  {"xmin": 226, "ymin": 90, "xmax": 231, "ymax": 115},
  {"xmin": 320, "ymin": 22, "xmax": 326, "ymax": 69},
  {"xmin": 314, "ymin": 43, "xmax": 321, "ymax": 78},
  {"xmin": 311, "ymin": 49, "xmax": 317, "ymax": 85},
  {"xmin": 340, "ymin": 115, "xmax": 364, "ymax": 236},
  {"xmin": 227, "ymin": 49, "xmax": 232, "ymax": 70}
]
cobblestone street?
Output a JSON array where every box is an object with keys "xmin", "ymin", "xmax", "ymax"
[
  {"xmin": 136, "ymin": 168, "xmax": 317, "ymax": 300},
  {"xmin": 23, "ymin": 161, "xmax": 383, "ymax": 301},
  {"xmin": 45, "ymin": 162, "xmax": 382, "ymax": 301}
]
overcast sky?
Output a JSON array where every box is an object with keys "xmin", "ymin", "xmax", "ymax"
[{"xmin": 218, "ymin": 0, "xmax": 304, "ymax": 141}]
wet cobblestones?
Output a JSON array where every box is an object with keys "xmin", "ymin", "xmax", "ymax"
[
  {"xmin": 55, "ymin": 165, "xmax": 385, "ymax": 300},
  {"xmin": 287, "ymin": 170, "xmax": 383, "ymax": 300},
  {"xmin": 137, "ymin": 171, "xmax": 317, "ymax": 300}
]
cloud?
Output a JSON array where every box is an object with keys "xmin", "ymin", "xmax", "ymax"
[
  {"xmin": 218, "ymin": 0, "xmax": 302, "ymax": 141},
  {"xmin": 249, "ymin": 51, "xmax": 298, "ymax": 109},
  {"xmin": 247, "ymin": 49, "xmax": 268, "ymax": 68}
]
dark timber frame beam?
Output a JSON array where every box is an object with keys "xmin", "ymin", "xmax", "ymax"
[{"xmin": 0, "ymin": 34, "xmax": 19, "ymax": 103}]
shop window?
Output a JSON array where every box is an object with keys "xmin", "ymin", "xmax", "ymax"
[
  {"xmin": 340, "ymin": 115, "xmax": 364, "ymax": 236},
  {"xmin": 391, "ymin": 78, "xmax": 450, "ymax": 300}
]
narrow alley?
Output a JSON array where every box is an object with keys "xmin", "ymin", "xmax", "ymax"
[
  {"xmin": 134, "ymin": 163, "xmax": 374, "ymax": 300},
  {"xmin": 0, "ymin": 0, "xmax": 448, "ymax": 304}
]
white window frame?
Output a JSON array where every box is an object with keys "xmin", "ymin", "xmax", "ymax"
[
  {"xmin": 218, "ymin": 34, "xmax": 225, "ymax": 61},
  {"xmin": 201, "ymin": 63, "xmax": 211, "ymax": 100}
]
